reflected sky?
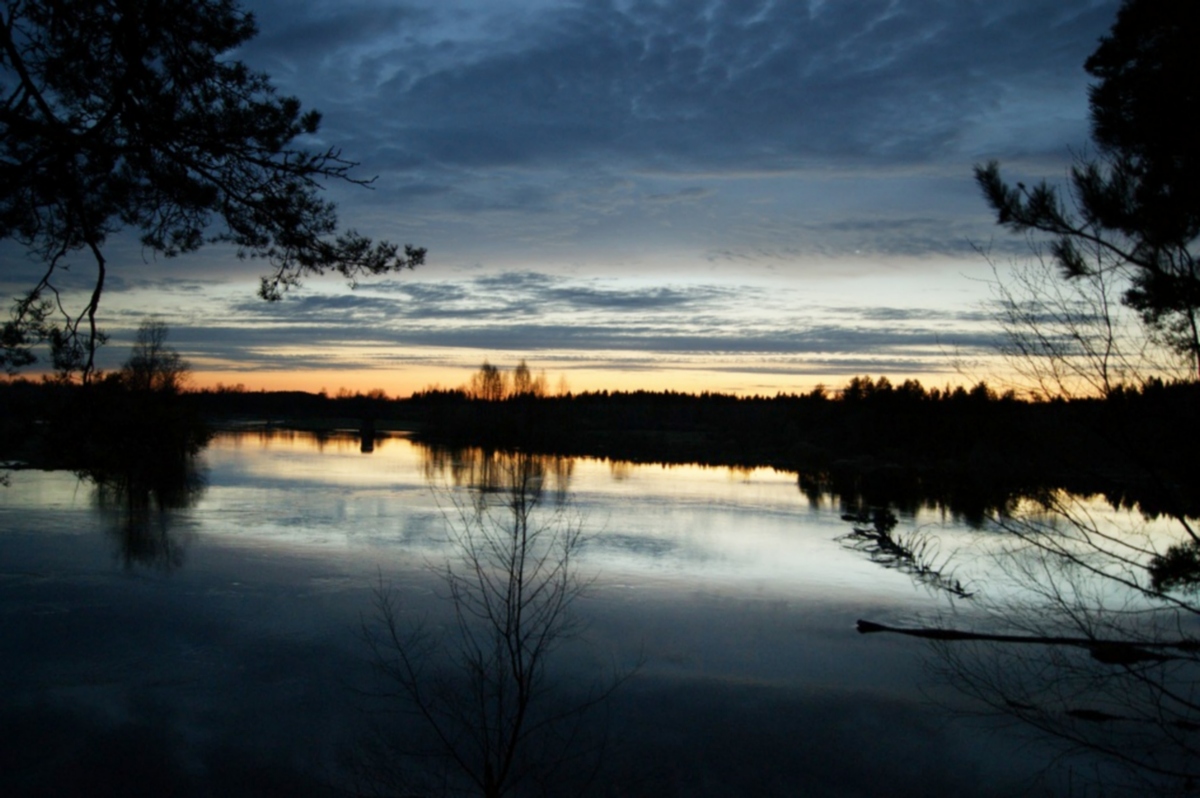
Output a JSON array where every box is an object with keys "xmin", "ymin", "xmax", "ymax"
[
  {"xmin": 0, "ymin": 430, "xmax": 1104, "ymax": 794},
  {"xmin": 191, "ymin": 431, "xmax": 961, "ymax": 607}
]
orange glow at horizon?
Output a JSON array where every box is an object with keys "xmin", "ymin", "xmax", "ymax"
[{"xmin": 187, "ymin": 363, "xmax": 1000, "ymax": 399}]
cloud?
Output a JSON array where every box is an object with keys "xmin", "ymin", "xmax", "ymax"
[
  {"xmin": 849, "ymin": 306, "xmax": 992, "ymax": 323},
  {"xmin": 118, "ymin": 267, "xmax": 1000, "ymax": 381},
  {"xmin": 4, "ymin": 1, "xmax": 1114, "ymax": 391},
  {"xmin": 645, "ymin": 187, "xmax": 715, "ymax": 205},
  {"xmin": 216, "ymin": 1, "xmax": 1123, "ymax": 263},
  {"xmin": 224, "ymin": 271, "xmax": 748, "ymax": 324},
  {"xmin": 246, "ymin": 0, "xmax": 1114, "ymax": 173}
]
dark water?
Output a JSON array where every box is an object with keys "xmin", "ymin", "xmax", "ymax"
[{"xmin": 0, "ymin": 431, "xmax": 1097, "ymax": 796}]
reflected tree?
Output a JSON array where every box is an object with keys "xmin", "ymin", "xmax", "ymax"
[
  {"xmin": 893, "ymin": 499, "xmax": 1200, "ymax": 793},
  {"xmin": 92, "ymin": 453, "xmax": 206, "ymax": 570},
  {"xmin": 418, "ymin": 444, "xmax": 574, "ymax": 507},
  {"xmin": 839, "ymin": 507, "xmax": 973, "ymax": 599},
  {"xmin": 853, "ymin": 5, "xmax": 1200, "ymax": 786},
  {"xmin": 359, "ymin": 452, "xmax": 628, "ymax": 797},
  {"xmin": 855, "ymin": 501, "xmax": 1200, "ymax": 793},
  {"xmin": 69, "ymin": 319, "xmax": 210, "ymax": 567}
]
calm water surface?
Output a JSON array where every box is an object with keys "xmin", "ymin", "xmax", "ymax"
[{"xmin": 1, "ymin": 430, "xmax": 1067, "ymax": 796}]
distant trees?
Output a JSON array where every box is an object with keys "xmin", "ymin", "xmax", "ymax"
[
  {"xmin": 121, "ymin": 319, "xmax": 188, "ymax": 393},
  {"xmin": 469, "ymin": 361, "xmax": 507, "ymax": 402},
  {"xmin": 976, "ymin": 0, "xmax": 1200, "ymax": 379},
  {"xmin": 512, "ymin": 359, "xmax": 543, "ymax": 398},
  {"xmin": 867, "ymin": 7, "xmax": 1200, "ymax": 784},
  {"xmin": 0, "ymin": 0, "xmax": 424, "ymax": 380},
  {"xmin": 467, "ymin": 359, "xmax": 548, "ymax": 401}
]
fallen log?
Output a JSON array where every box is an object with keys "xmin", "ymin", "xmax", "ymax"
[{"xmin": 855, "ymin": 619, "xmax": 1200, "ymax": 664}]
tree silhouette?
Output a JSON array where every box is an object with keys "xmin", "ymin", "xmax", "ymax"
[
  {"xmin": 979, "ymin": 249, "xmax": 1178, "ymax": 399},
  {"xmin": 510, "ymin": 359, "xmax": 547, "ymax": 399},
  {"xmin": 360, "ymin": 452, "xmax": 628, "ymax": 797},
  {"xmin": 913, "ymin": 7, "xmax": 1200, "ymax": 766},
  {"xmin": 0, "ymin": 0, "xmax": 425, "ymax": 379},
  {"xmin": 512, "ymin": 360, "xmax": 533, "ymax": 398},
  {"xmin": 468, "ymin": 361, "xmax": 507, "ymax": 402},
  {"xmin": 121, "ymin": 319, "xmax": 188, "ymax": 393},
  {"xmin": 899, "ymin": 499, "xmax": 1200, "ymax": 790},
  {"xmin": 976, "ymin": 0, "xmax": 1200, "ymax": 376}
]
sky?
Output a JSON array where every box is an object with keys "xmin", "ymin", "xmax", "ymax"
[{"xmin": 2, "ymin": 0, "xmax": 1124, "ymax": 396}]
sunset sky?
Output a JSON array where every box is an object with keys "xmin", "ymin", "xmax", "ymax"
[{"xmin": 1, "ymin": 0, "xmax": 1122, "ymax": 396}]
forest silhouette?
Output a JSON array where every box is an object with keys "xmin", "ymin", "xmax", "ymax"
[
  {"xmin": 4, "ymin": 371, "xmax": 1196, "ymax": 526},
  {"xmin": 2, "ymin": 0, "xmax": 1199, "ymax": 794}
]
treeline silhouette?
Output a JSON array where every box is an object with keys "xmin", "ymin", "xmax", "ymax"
[
  {"xmin": 3, "ymin": 375, "xmax": 1195, "ymax": 523},
  {"xmin": 407, "ymin": 377, "xmax": 1199, "ymax": 522},
  {"xmin": 0, "ymin": 374, "xmax": 207, "ymax": 478}
]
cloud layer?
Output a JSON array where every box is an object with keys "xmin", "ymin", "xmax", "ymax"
[
  {"xmin": 235, "ymin": 0, "xmax": 1117, "ymax": 263},
  {"xmin": 87, "ymin": 268, "xmax": 1002, "ymax": 395},
  {"xmin": 1, "ymin": 0, "xmax": 1122, "ymax": 392}
]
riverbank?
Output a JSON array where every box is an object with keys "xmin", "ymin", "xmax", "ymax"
[{"xmin": 4, "ymin": 376, "xmax": 1196, "ymax": 521}]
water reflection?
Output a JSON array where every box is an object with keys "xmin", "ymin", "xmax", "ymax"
[
  {"xmin": 360, "ymin": 450, "xmax": 624, "ymax": 797},
  {"xmin": 242, "ymin": 426, "xmax": 394, "ymax": 455},
  {"xmin": 855, "ymin": 494, "xmax": 1200, "ymax": 794},
  {"xmin": 406, "ymin": 439, "xmax": 1200, "ymax": 794},
  {"xmin": 62, "ymin": 399, "xmax": 211, "ymax": 570},
  {"xmin": 797, "ymin": 462, "xmax": 1026, "ymax": 529},
  {"xmin": 419, "ymin": 444, "xmax": 574, "ymax": 507},
  {"xmin": 190, "ymin": 430, "xmax": 1013, "ymax": 597},
  {"xmin": 2, "ymin": 428, "xmax": 1072, "ymax": 796},
  {"xmin": 839, "ymin": 508, "xmax": 974, "ymax": 599},
  {"xmin": 192, "ymin": 432, "xmax": 874, "ymax": 594},
  {"xmin": 608, "ymin": 460, "xmax": 634, "ymax": 481},
  {"xmin": 89, "ymin": 455, "xmax": 206, "ymax": 570}
]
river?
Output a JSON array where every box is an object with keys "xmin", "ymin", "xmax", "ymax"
[{"xmin": 0, "ymin": 430, "xmax": 1114, "ymax": 796}]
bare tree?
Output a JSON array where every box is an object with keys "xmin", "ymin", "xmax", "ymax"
[
  {"xmin": 865, "ymin": 244, "xmax": 1200, "ymax": 793},
  {"xmin": 511, "ymin": 360, "xmax": 534, "ymax": 398},
  {"xmin": 975, "ymin": 2, "xmax": 1200, "ymax": 379},
  {"xmin": 852, "ymin": 5, "xmax": 1200, "ymax": 788},
  {"xmin": 859, "ymin": 495, "xmax": 1200, "ymax": 795},
  {"xmin": 359, "ymin": 452, "xmax": 628, "ymax": 798},
  {"xmin": 121, "ymin": 319, "xmax": 189, "ymax": 393},
  {"xmin": 468, "ymin": 361, "xmax": 507, "ymax": 403},
  {"xmin": 510, "ymin": 360, "xmax": 547, "ymax": 399},
  {"xmin": 950, "ymin": 503, "xmax": 1200, "ymax": 792},
  {"xmin": 982, "ymin": 243, "xmax": 1185, "ymax": 399}
]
